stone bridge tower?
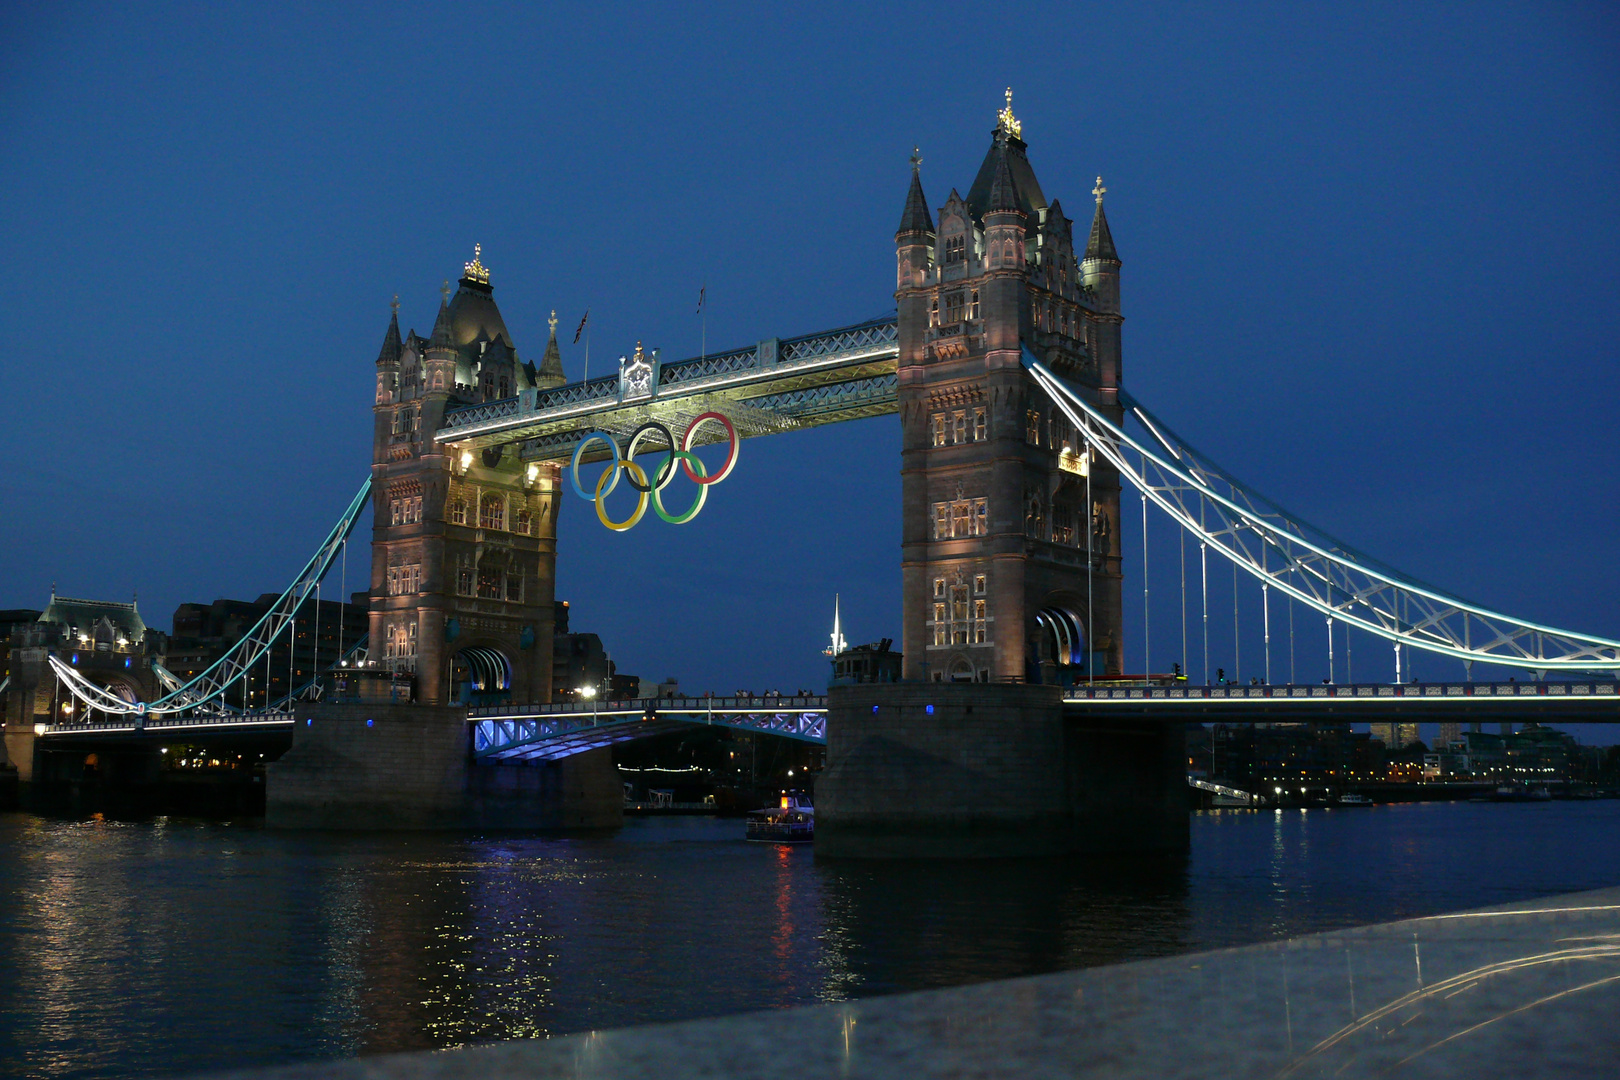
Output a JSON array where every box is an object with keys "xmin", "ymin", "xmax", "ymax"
[
  {"xmin": 896, "ymin": 94, "xmax": 1125, "ymax": 683},
  {"xmin": 369, "ymin": 248, "xmax": 566, "ymax": 705}
]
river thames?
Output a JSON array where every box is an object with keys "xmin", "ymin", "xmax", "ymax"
[{"xmin": 2, "ymin": 800, "xmax": 1618, "ymax": 1079}]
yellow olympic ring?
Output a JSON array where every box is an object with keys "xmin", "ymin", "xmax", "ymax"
[{"xmin": 595, "ymin": 461, "xmax": 649, "ymax": 532}]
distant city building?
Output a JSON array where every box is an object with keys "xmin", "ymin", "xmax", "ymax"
[
  {"xmin": 1437, "ymin": 721, "xmax": 1462, "ymax": 749},
  {"xmin": 551, "ymin": 601, "xmax": 639, "ymax": 703},
  {"xmin": 164, "ymin": 592, "xmax": 369, "ymax": 709},
  {"xmin": 830, "ymin": 640, "xmax": 903, "ymax": 686},
  {"xmin": 1368, "ymin": 722, "xmax": 1421, "ymax": 750}
]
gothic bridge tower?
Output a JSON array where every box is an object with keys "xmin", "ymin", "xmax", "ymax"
[
  {"xmin": 370, "ymin": 247, "xmax": 568, "ymax": 705},
  {"xmin": 897, "ymin": 93, "xmax": 1125, "ymax": 683}
]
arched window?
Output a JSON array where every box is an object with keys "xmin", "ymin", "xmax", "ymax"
[
  {"xmin": 479, "ymin": 494, "xmax": 505, "ymax": 531},
  {"xmin": 449, "ymin": 499, "xmax": 467, "ymax": 525},
  {"xmin": 515, "ymin": 508, "xmax": 532, "ymax": 535}
]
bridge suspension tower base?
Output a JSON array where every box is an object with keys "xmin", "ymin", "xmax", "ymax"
[
  {"xmin": 816, "ymin": 684, "xmax": 1188, "ymax": 858},
  {"xmin": 265, "ymin": 703, "xmax": 623, "ymax": 831}
]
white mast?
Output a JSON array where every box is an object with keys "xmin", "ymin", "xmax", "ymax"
[{"xmin": 825, "ymin": 594, "xmax": 847, "ymax": 657}]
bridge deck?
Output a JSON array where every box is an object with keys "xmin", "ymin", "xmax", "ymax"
[{"xmin": 435, "ymin": 317, "xmax": 899, "ymax": 457}]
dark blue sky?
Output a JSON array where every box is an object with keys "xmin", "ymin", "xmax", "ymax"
[{"xmin": 2, "ymin": 2, "xmax": 1616, "ymax": 698}]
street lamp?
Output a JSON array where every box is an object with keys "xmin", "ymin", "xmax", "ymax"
[{"xmin": 582, "ymin": 684, "xmax": 596, "ymax": 726}]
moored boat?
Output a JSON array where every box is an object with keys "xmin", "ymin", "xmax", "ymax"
[{"xmin": 746, "ymin": 791, "xmax": 814, "ymax": 843}]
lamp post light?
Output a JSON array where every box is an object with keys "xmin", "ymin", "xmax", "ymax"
[{"xmin": 582, "ymin": 684, "xmax": 596, "ymax": 727}]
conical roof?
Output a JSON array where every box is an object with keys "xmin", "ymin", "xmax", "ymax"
[
  {"xmin": 429, "ymin": 295, "xmax": 455, "ymax": 351},
  {"xmin": 985, "ymin": 148, "xmax": 1021, "ymax": 216},
  {"xmin": 966, "ymin": 131, "xmax": 1046, "ymax": 230},
  {"xmin": 535, "ymin": 312, "xmax": 566, "ymax": 388},
  {"xmin": 1085, "ymin": 198, "xmax": 1119, "ymax": 263},
  {"xmin": 896, "ymin": 157, "xmax": 934, "ymax": 236},
  {"xmin": 375, "ymin": 305, "xmax": 403, "ymax": 367}
]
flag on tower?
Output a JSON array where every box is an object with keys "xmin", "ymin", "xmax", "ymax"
[
  {"xmin": 573, "ymin": 310, "xmax": 589, "ymax": 344},
  {"xmin": 696, "ymin": 284, "xmax": 705, "ymax": 315}
]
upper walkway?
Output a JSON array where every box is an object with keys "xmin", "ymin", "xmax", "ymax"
[{"xmin": 434, "ymin": 316, "xmax": 899, "ymax": 455}]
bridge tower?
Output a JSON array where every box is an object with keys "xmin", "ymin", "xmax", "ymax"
[
  {"xmin": 369, "ymin": 248, "xmax": 563, "ymax": 706},
  {"xmin": 896, "ymin": 94, "xmax": 1125, "ymax": 683}
]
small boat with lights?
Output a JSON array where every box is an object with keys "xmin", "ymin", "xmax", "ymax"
[
  {"xmin": 1337, "ymin": 793, "xmax": 1373, "ymax": 806},
  {"xmin": 746, "ymin": 792, "xmax": 814, "ymax": 843}
]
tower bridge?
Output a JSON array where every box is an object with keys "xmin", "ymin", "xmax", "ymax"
[{"xmin": 15, "ymin": 94, "xmax": 1620, "ymax": 849}]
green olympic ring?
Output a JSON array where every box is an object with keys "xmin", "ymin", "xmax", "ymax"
[{"xmin": 570, "ymin": 413, "xmax": 736, "ymax": 531}]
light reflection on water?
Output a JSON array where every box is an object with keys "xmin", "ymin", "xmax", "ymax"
[{"xmin": 0, "ymin": 801, "xmax": 1617, "ymax": 1080}]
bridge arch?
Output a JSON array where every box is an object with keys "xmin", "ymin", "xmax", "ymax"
[
  {"xmin": 450, "ymin": 645, "xmax": 512, "ymax": 705},
  {"xmin": 1032, "ymin": 605, "xmax": 1090, "ymax": 685}
]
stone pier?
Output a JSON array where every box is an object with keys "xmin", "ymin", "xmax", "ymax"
[
  {"xmin": 266, "ymin": 702, "xmax": 623, "ymax": 830},
  {"xmin": 816, "ymin": 682, "xmax": 1187, "ymax": 858}
]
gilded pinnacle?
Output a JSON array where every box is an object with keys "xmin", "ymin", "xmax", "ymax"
[
  {"xmin": 464, "ymin": 242, "xmax": 490, "ymax": 285},
  {"xmin": 391, "ymin": 294, "xmax": 400, "ymax": 315},
  {"xmin": 998, "ymin": 87, "xmax": 1022, "ymax": 139},
  {"xmin": 549, "ymin": 310, "xmax": 558, "ymax": 334},
  {"xmin": 1093, "ymin": 176, "xmax": 1106, "ymax": 205},
  {"xmin": 910, "ymin": 146, "xmax": 922, "ymax": 170}
]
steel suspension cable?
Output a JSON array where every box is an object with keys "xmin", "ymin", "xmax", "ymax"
[
  {"xmin": 1141, "ymin": 489, "xmax": 1149, "ymax": 675},
  {"xmin": 1180, "ymin": 528, "xmax": 1188, "ymax": 679}
]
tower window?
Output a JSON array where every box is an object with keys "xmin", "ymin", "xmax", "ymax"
[
  {"xmin": 934, "ymin": 577, "xmax": 946, "ymax": 599},
  {"xmin": 944, "ymin": 292, "xmax": 964, "ymax": 323},
  {"xmin": 973, "ymin": 407, "xmax": 986, "ymax": 442},
  {"xmin": 931, "ymin": 497, "xmax": 990, "ymax": 540},
  {"xmin": 450, "ymin": 500, "xmax": 467, "ymax": 525},
  {"xmin": 932, "ymin": 415, "xmax": 946, "ymax": 447},
  {"xmin": 515, "ymin": 508, "xmax": 532, "ymax": 535},
  {"xmin": 479, "ymin": 494, "xmax": 505, "ymax": 531},
  {"xmin": 952, "ymin": 410, "xmax": 967, "ymax": 444},
  {"xmin": 970, "ymin": 290, "xmax": 979, "ymax": 320}
]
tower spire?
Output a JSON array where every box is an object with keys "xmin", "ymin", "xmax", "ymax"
[
  {"xmin": 897, "ymin": 147, "xmax": 935, "ymax": 236},
  {"xmin": 997, "ymin": 87, "xmax": 1022, "ymax": 140},
  {"xmin": 1084, "ymin": 177, "xmax": 1119, "ymax": 264},
  {"xmin": 825, "ymin": 594, "xmax": 847, "ymax": 657},
  {"xmin": 535, "ymin": 308, "xmax": 566, "ymax": 388}
]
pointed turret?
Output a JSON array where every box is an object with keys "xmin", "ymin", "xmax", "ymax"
[
  {"xmin": 895, "ymin": 148, "xmax": 936, "ymax": 292},
  {"xmin": 985, "ymin": 148, "xmax": 1021, "ymax": 217},
  {"xmin": 429, "ymin": 289, "xmax": 455, "ymax": 352},
  {"xmin": 1084, "ymin": 179, "xmax": 1119, "ymax": 264},
  {"xmin": 376, "ymin": 298, "xmax": 403, "ymax": 367},
  {"xmin": 535, "ymin": 310, "xmax": 566, "ymax": 389},
  {"xmin": 897, "ymin": 152, "xmax": 935, "ymax": 237}
]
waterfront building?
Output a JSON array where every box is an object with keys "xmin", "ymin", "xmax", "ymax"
[
  {"xmin": 895, "ymin": 95, "xmax": 1125, "ymax": 683},
  {"xmin": 1, "ymin": 594, "xmax": 167, "ymax": 776}
]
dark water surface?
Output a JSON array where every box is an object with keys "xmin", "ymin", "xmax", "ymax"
[{"xmin": 2, "ymin": 801, "xmax": 1619, "ymax": 1079}]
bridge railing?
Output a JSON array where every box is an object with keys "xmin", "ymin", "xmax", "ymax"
[
  {"xmin": 1064, "ymin": 680, "xmax": 1618, "ymax": 702},
  {"xmin": 39, "ymin": 709, "xmax": 298, "ymax": 736}
]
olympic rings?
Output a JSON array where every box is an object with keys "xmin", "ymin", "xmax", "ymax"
[{"xmin": 569, "ymin": 412, "xmax": 739, "ymax": 530}]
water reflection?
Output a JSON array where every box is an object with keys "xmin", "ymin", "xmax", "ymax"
[{"xmin": 1, "ymin": 802, "xmax": 1618, "ymax": 1080}]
